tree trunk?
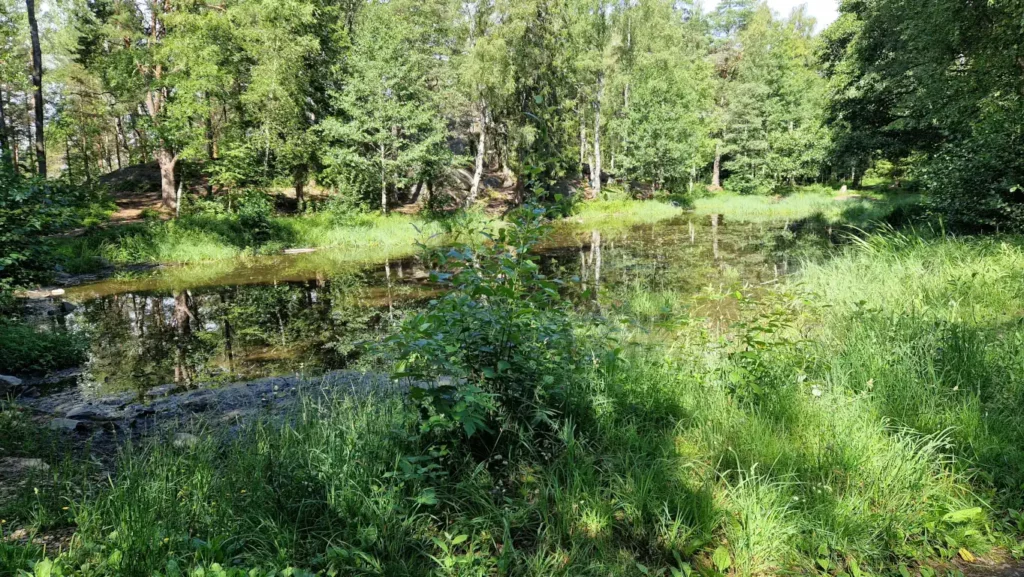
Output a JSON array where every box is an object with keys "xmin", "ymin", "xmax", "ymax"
[
  {"xmin": 294, "ymin": 166, "xmax": 306, "ymax": 211},
  {"xmin": 579, "ymin": 104, "xmax": 586, "ymax": 174},
  {"xmin": 158, "ymin": 148, "xmax": 177, "ymax": 210},
  {"xmin": 115, "ymin": 116, "xmax": 129, "ymax": 165},
  {"xmin": 64, "ymin": 133, "xmax": 72, "ymax": 181},
  {"xmin": 26, "ymin": 0, "xmax": 45, "ymax": 176},
  {"xmin": 711, "ymin": 141, "xmax": 722, "ymax": 189},
  {"xmin": 380, "ymin": 144, "xmax": 387, "ymax": 215},
  {"xmin": 468, "ymin": 105, "xmax": 486, "ymax": 206},
  {"xmin": 591, "ymin": 74, "xmax": 604, "ymax": 197},
  {"xmin": 0, "ymin": 85, "xmax": 8, "ymax": 165}
]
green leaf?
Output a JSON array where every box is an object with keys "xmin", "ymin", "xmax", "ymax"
[
  {"xmin": 712, "ymin": 546, "xmax": 732, "ymax": 573},
  {"xmin": 942, "ymin": 507, "xmax": 982, "ymax": 524}
]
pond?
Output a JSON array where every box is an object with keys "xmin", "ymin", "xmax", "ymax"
[{"xmin": 20, "ymin": 215, "xmax": 794, "ymax": 400}]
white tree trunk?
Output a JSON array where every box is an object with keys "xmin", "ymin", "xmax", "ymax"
[
  {"xmin": 468, "ymin": 105, "xmax": 487, "ymax": 206},
  {"xmin": 592, "ymin": 74, "xmax": 604, "ymax": 197},
  {"xmin": 380, "ymin": 144, "xmax": 388, "ymax": 215}
]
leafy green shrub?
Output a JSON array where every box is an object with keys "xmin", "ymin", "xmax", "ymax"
[
  {"xmin": 235, "ymin": 190, "xmax": 274, "ymax": 244},
  {"xmin": 387, "ymin": 206, "xmax": 587, "ymax": 462},
  {"xmin": 0, "ymin": 168, "xmax": 104, "ymax": 289},
  {"xmin": 0, "ymin": 321, "xmax": 88, "ymax": 375},
  {"xmin": 726, "ymin": 174, "xmax": 777, "ymax": 196}
]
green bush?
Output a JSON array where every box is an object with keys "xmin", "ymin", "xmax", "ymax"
[
  {"xmin": 387, "ymin": 206, "xmax": 589, "ymax": 462},
  {"xmin": 0, "ymin": 168, "xmax": 107, "ymax": 289},
  {"xmin": 0, "ymin": 321, "xmax": 88, "ymax": 375}
]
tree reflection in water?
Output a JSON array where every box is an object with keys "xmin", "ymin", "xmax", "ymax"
[{"xmin": 74, "ymin": 267, "xmax": 427, "ymax": 395}]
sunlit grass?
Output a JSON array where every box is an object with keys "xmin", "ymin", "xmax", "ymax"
[
  {"xmin": 570, "ymin": 199, "xmax": 684, "ymax": 226},
  {"xmin": 692, "ymin": 190, "xmax": 922, "ymax": 224}
]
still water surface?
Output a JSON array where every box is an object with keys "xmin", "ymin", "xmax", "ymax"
[{"xmin": 27, "ymin": 216, "xmax": 793, "ymax": 397}]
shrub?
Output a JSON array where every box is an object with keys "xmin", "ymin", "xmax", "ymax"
[
  {"xmin": 0, "ymin": 168, "xmax": 105, "ymax": 290},
  {"xmin": 235, "ymin": 189, "xmax": 275, "ymax": 244},
  {"xmin": 0, "ymin": 321, "xmax": 87, "ymax": 375},
  {"xmin": 387, "ymin": 206, "xmax": 589, "ymax": 462}
]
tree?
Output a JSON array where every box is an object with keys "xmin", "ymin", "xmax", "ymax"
[
  {"xmin": 822, "ymin": 0, "xmax": 1024, "ymax": 228},
  {"xmin": 24, "ymin": 0, "xmax": 42, "ymax": 175},
  {"xmin": 719, "ymin": 3, "xmax": 829, "ymax": 194},
  {"xmin": 319, "ymin": 0, "xmax": 454, "ymax": 214},
  {"xmin": 458, "ymin": 0, "xmax": 514, "ymax": 206},
  {"xmin": 616, "ymin": 0, "xmax": 712, "ymax": 192}
]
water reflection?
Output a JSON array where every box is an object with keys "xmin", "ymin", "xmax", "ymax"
[
  {"xmin": 23, "ymin": 216, "xmax": 793, "ymax": 398},
  {"xmin": 49, "ymin": 265, "xmax": 433, "ymax": 396}
]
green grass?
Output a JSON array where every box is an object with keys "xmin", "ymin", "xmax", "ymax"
[
  {"xmin": 692, "ymin": 189, "xmax": 922, "ymax": 224},
  {"xmin": 570, "ymin": 199, "xmax": 684, "ymax": 227},
  {"xmin": 55, "ymin": 212, "xmax": 448, "ymax": 269},
  {"xmin": 7, "ymin": 202, "xmax": 1024, "ymax": 576}
]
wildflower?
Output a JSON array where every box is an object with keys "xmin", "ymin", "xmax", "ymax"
[
  {"xmin": 811, "ymin": 386, "xmax": 823, "ymax": 397},
  {"xmin": 240, "ymin": 489, "xmax": 247, "ymax": 494},
  {"xmin": 62, "ymin": 506, "xmax": 69, "ymax": 511}
]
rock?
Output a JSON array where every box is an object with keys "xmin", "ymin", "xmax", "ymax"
[
  {"xmin": 182, "ymin": 393, "xmax": 214, "ymax": 411},
  {"xmin": 50, "ymin": 289, "xmax": 66, "ymax": 297},
  {"xmin": 49, "ymin": 418, "xmax": 85, "ymax": 432},
  {"xmin": 283, "ymin": 248, "xmax": 316, "ymax": 255},
  {"xmin": 145, "ymin": 384, "xmax": 177, "ymax": 398},
  {"xmin": 96, "ymin": 393, "xmax": 135, "ymax": 407},
  {"xmin": 60, "ymin": 301, "xmax": 77, "ymax": 314},
  {"xmin": 66, "ymin": 404, "xmax": 117, "ymax": 421},
  {"xmin": 173, "ymin": 433, "xmax": 200, "ymax": 449},
  {"xmin": 1, "ymin": 458, "xmax": 50, "ymax": 473},
  {"xmin": 0, "ymin": 375, "xmax": 23, "ymax": 388}
]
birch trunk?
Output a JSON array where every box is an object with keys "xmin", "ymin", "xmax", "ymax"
[
  {"xmin": 468, "ymin": 104, "xmax": 486, "ymax": 206},
  {"xmin": 711, "ymin": 141, "xmax": 722, "ymax": 189},
  {"xmin": 592, "ymin": 74, "xmax": 604, "ymax": 197}
]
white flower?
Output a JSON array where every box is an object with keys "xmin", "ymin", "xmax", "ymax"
[{"xmin": 811, "ymin": 386, "xmax": 823, "ymax": 398}]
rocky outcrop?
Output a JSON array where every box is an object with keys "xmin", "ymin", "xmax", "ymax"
[{"xmin": 20, "ymin": 370, "xmax": 397, "ymax": 437}]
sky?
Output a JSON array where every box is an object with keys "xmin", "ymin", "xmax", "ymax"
[{"xmin": 707, "ymin": 0, "xmax": 840, "ymax": 32}]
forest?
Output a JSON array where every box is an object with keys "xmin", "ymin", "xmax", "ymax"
[{"xmin": 2, "ymin": 0, "xmax": 1024, "ymax": 575}]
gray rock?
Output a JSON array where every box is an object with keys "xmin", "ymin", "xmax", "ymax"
[
  {"xmin": 173, "ymin": 433, "xmax": 200, "ymax": 449},
  {"xmin": 66, "ymin": 404, "xmax": 118, "ymax": 421},
  {"xmin": 146, "ymin": 384, "xmax": 177, "ymax": 398},
  {"xmin": 60, "ymin": 301, "xmax": 77, "ymax": 314},
  {"xmin": 0, "ymin": 375, "xmax": 23, "ymax": 388},
  {"xmin": 96, "ymin": 393, "xmax": 135, "ymax": 407},
  {"xmin": 1, "ymin": 458, "xmax": 50, "ymax": 473},
  {"xmin": 49, "ymin": 418, "xmax": 85, "ymax": 432}
]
